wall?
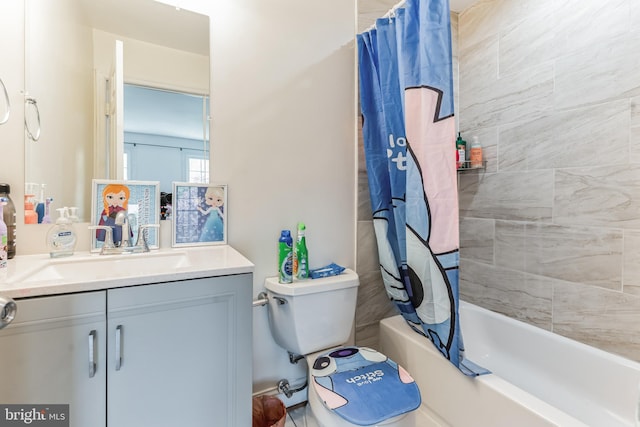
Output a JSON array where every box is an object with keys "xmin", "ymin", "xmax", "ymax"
[
  {"xmin": 207, "ymin": 0, "xmax": 357, "ymax": 395},
  {"xmin": 458, "ymin": 0, "xmax": 640, "ymax": 362}
]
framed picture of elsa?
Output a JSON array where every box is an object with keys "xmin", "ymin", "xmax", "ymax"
[
  {"xmin": 90, "ymin": 179, "xmax": 160, "ymax": 252},
  {"xmin": 172, "ymin": 183, "xmax": 227, "ymax": 247}
]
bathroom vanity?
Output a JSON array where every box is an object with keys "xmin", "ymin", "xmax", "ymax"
[{"xmin": 0, "ymin": 245, "xmax": 253, "ymax": 427}]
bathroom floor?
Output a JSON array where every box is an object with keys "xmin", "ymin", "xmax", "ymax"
[{"xmin": 284, "ymin": 404, "xmax": 307, "ymax": 427}]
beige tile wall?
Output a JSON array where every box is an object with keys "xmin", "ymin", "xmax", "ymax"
[{"xmin": 458, "ymin": 0, "xmax": 640, "ymax": 362}]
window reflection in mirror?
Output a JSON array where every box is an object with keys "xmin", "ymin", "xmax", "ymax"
[{"xmin": 123, "ymin": 84, "xmax": 210, "ymax": 193}]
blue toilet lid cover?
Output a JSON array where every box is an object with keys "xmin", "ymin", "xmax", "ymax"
[{"xmin": 311, "ymin": 347, "xmax": 421, "ymax": 426}]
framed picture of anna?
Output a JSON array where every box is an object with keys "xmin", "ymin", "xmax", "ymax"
[
  {"xmin": 90, "ymin": 179, "xmax": 160, "ymax": 252},
  {"xmin": 172, "ymin": 183, "xmax": 227, "ymax": 247}
]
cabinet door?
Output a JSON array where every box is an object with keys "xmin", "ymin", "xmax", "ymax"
[
  {"xmin": 107, "ymin": 274, "xmax": 252, "ymax": 427},
  {"xmin": 0, "ymin": 291, "xmax": 107, "ymax": 427}
]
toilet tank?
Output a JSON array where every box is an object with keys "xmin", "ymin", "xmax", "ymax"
[{"xmin": 265, "ymin": 269, "xmax": 359, "ymax": 356}]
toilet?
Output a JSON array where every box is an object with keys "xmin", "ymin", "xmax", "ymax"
[{"xmin": 265, "ymin": 269, "xmax": 421, "ymax": 427}]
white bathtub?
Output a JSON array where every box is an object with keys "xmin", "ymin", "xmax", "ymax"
[{"xmin": 379, "ymin": 301, "xmax": 640, "ymax": 427}]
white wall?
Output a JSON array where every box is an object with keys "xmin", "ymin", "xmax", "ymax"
[{"xmin": 207, "ymin": 0, "xmax": 357, "ymax": 392}]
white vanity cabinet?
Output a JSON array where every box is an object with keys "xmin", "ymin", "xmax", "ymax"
[
  {"xmin": 0, "ymin": 273, "xmax": 252, "ymax": 427},
  {"xmin": 0, "ymin": 291, "xmax": 108, "ymax": 427},
  {"xmin": 106, "ymin": 274, "xmax": 251, "ymax": 427}
]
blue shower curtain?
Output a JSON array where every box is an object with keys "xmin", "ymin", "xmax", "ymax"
[{"xmin": 358, "ymin": 0, "xmax": 487, "ymax": 376}]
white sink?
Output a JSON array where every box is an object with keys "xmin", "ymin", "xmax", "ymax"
[
  {"xmin": 15, "ymin": 251, "xmax": 191, "ymax": 284},
  {"xmin": 0, "ymin": 245, "xmax": 254, "ymax": 298}
]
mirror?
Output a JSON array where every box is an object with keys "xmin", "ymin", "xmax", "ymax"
[{"xmin": 24, "ymin": 0, "xmax": 210, "ymax": 223}]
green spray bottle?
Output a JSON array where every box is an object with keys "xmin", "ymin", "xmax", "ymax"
[{"xmin": 293, "ymin": 222, "xmax": 309, "ymax": 280}]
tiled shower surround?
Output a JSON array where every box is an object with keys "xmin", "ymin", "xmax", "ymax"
[{"xmin": 356, "ymin": 0, "xmax": 640, "ymax": 363}]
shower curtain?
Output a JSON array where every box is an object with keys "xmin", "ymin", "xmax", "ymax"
[{"xmin": 358, "ymin": 0, "xmax": 487, "ymax": 376}]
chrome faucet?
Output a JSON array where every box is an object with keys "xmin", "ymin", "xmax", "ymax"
[
  {"xmin": 89, "ymin": 225, "xmax": 120, "ymax": 255},
  {"xmin": 128, "ymin": 224, "xmax": 160, "ymax": 253},
  {"xmin": 89, "ymin": 222, "xmax": 159, "ymax": 255},
  {"xmin": 115, "ymin": 211, "xmax": 132, "ymax": 248}
]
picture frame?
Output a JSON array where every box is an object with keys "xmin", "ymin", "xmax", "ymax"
[
  {"xmin": 172, "ymin": 183, "xmax": 227, "ymax": 247},
  {"xmin": 91, "ymin": 179, "xmax": 161, "ymax": 252}
]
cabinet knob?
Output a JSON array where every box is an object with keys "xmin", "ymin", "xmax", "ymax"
[{"xmin": 0, "ymin": 296, "xmax": 17, "ymax": 329}]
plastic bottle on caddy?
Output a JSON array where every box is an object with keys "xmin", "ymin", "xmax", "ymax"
[
  {"xmin": 0, "ymin": 184, "xmax": 16, "ymax": 259},
  {"xmin": 278, "ymin": 230, "xmax": 293, "ymax": 284},
  {"xmin": 470, "ymin": 135, "xmax": 483, "ymax": 168},
  {"xmin": 456, "ymin": 132, "xmax": 467, "ymax": 169}
]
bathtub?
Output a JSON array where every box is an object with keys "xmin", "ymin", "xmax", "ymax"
[{"xmin": 379, "ymin": 301, "xmax": 640, "ymax": 427}]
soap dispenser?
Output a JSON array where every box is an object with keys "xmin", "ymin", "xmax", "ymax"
[
  {"xmin": 46, "ymin": 207, "xmax": 77, "ymax": 258},
  {"xmin": 67, "ymin": 206, "xmax": 79, "ymax": 223}
]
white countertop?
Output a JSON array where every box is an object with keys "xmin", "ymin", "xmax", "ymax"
[{"xmin": 0, "ymin": 245, "xmax": 254, "ymax": 299}]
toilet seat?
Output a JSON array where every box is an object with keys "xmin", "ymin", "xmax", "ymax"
[{"xmin": 310, "ymin": 347, "xmax": 421, "ymax": 426}]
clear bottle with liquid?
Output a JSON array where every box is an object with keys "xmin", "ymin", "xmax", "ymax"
[
  {"xmin": 0, "ymin": 184, "xmax": 16, "ymax": 259},
  {"xmin": 470, "ymin": 135, "xmax": 483, "ymax": 169}
]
